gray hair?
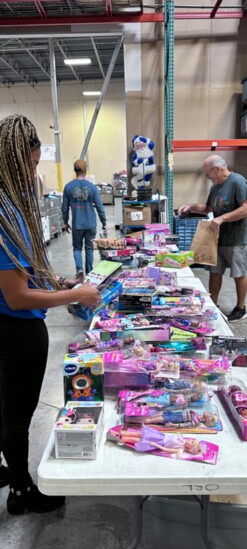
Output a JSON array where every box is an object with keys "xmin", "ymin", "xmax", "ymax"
[{"xmin": 203, "ymin": 155, "xmax": 227, "ymax": 172}]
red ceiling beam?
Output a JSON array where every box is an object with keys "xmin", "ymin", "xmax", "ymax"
[
  {"xmin": 0, "ymin": 12, "xmax": 246, "ymax": 27},
  {"xmin": 210, "ymin": 0, "xmax": 224, "ymax": 19},
  {"xmin": 105, "ymin": 0, "xmax": 112, "ymax": 17},
  {"xmin": 172, "ymin": 140, "xmax": 247, "ymax": 152},
  {"xmin": 35, "ymin": 1, "xmax": 47, "ymax": 18}
]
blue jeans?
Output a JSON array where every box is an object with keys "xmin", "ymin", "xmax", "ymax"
[{"xmin": 72, "ymin": 228, "xmax": 96, "ymax": 274}]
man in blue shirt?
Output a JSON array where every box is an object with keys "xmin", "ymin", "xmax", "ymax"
[{"xmin": 62, "ymin": 159, "xmax": 107, "ymax": 276}]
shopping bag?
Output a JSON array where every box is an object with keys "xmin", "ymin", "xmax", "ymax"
[{"xmin": 190, "ymin": 220, "xmax": 219, "ymax": 266}]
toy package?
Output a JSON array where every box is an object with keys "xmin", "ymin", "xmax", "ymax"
[
  {"xmin": 169, "ymin": 318, "xmax": 215, "ymax": 336},
  {"xmin": 151, "ymin": 337, "xmax": 207, "ymax": 353},
  {"xmin": 153, "ymin": 296, "xmax": 203, "ymax": 308},
  {"xmin": 107, "ymin": 424, "xmax": 219, "ymax": 464},
  {"xmin": 92, "ymin": 314, "xmax": 171, "ymax": 337},
  {"xmin": 210, "ymin": 336, "xmax": 247, "ymax": 367},
  {"xmin": 123, "ymin": 402, "xmax": 221, "ymax": 434},
  {"xmin": 100, "ymin": 247, "xmax": 136, "ymax": 259},
  {"xmin": 70, "ymin": 280, "xmax": 123, "ymax": 321},
  {"xmin": 90, "ymin": 327, "xmax": 171, "ymax": 345},
  {"xmin": 63, "ymin": 353, "xmax": 104, "ymax": 404},
  {"xmin": 155, "ymin": 251, "xmax": 194, "ymax": 269},
  {"xmin": 84, "ymin": 260, "xmax": 122, "ymax": 287},
  {"xmin": 92, "ymin": 238, "xmax": 126, "ymax": 250},
  {"xmin": 218, "ymin": 383, "xmax": 247, "ymax": 440},
  {"xmin": 118, "ymin": 383, "xmax": 209, "ymax": 411},
  {"xmin": 54, "ymin": 401, "xmax": 104, "ymax": 459},
  {"xmin": 118, "ymin": 287, "xmax": 157, "ymax": 311}
]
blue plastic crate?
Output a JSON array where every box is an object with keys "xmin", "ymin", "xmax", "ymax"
[{"xmin": 174, "ymin": 216, "xmax": 204, "ymax": 251}]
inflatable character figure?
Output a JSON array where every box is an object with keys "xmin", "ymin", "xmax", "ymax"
[{"xmin": 131, "ymin": 135, "xmax": 156, "ymax": 189}]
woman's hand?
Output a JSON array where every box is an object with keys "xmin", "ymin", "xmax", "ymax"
[{"xmin": 74, "ymin": 283, "xmax": 101, "ymax": 308}]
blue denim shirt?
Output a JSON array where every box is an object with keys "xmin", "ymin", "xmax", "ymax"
[{"xmin": 62, "ymin": 178, "xmax": 106, "ymax": 230}]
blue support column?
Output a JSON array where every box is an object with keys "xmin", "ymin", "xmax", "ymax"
[{"xmin": 164, "ymin": 0, "xmax": 174, "ymax": 229}]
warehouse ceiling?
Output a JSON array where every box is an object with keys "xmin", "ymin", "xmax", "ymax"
[
  {"xmin": 0, "ymin": 1, "xmax": 246, "ymax": 86},
  {"xmin": 0, "ymin": 1, "xmax": 144, "ymax": 86}
]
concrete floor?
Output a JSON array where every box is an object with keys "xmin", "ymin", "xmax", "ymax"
[{"xmin": 0, "ymin": 205, "xmax": 246, "ymax": 548}]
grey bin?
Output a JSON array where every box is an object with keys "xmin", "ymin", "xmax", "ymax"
[{"xmin": 146, "ymin": 496, "xmax": 247, "ymax": 549}]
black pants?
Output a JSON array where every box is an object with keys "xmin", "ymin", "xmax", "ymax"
[{"xmin": 0, "ymin": 314, "xmax": 48, "ymax": 489}]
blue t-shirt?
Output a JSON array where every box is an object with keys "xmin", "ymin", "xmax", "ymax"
[
  {"xmin": 62, "ymin": 178, "xmax": 107, "ymax": 230},
  {"xmin": 206, "ymin": 172, "xmax": 247, "ymax": 246},
  {"xmin": 0, "ymin": 208, "xmax": 47, "ymax": 319}
]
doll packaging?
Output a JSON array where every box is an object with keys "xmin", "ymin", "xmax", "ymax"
[
  {"xmin": 218, "ymin": 383, "xmax": 247, "ymax": 440},
  {"xmin": 54, "ymin": 401, "xmax": 104, "ymax": 459}
]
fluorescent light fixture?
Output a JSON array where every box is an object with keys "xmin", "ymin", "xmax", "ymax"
[
  {"xmin": 83, "ymin": 91, "xmax": 101, "ymax": 96},
  {"xmin": 64, "ymin": 58, "xmax": 91, "ymax": 66}
]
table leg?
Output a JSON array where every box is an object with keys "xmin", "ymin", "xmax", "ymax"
[
  {"xmin": 126, "ymin": 496, "xmax": 143, "ymax": 549},
  {"xmin": 201, "ymin": 495, "xmax": 219, "ymax": 549}
]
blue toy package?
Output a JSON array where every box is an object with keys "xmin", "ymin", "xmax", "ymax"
[{"xmin": 69, "ymin": 280, "xmax": 123, "ymax": 321}]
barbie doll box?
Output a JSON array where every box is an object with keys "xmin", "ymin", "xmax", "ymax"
[{"xmin": 54, "ymin": 401, "xmax": 104, "ymax": 459}]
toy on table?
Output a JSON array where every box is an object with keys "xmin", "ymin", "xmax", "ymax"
[
  {"xmin": 210, "ymin": 336, "xmax": 247, "ymax": 367},
  {"xmin": 107, "ymin": 424, "xmax": 219, "ymax": 464},
  {"xmin": 155, "ymin": 251, "xmax": 194, "ymax": 269},
  {"xmin": 63, "ymin": 354, "xmax": 104, "ymax": 404},
  {"xmin": 92, "ymin": 238, "xmax": 126, "ymax": 250},
  {"xmin": 218, "ymin": 384, "xmax": 247, "ymax": 440},
  {"xmin": 55, "ymin": 402, "xmax": 104, "ymax": 460},
  {"xmin": 124, "ymin": 402, "xmax": 221, "ymax": 433},
  {"xmin": 118, "ymin": 386, "xmax": 208, "ymax": 413}
]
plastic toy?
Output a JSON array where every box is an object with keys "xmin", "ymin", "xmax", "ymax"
[{"xmin": 131, "ymin": 135, "xmax": 156, "ymax": 189}]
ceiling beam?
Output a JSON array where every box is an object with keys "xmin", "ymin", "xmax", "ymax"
[
  {"xmin": 210, "ymin": 0, "xmax": 224, "ymax": 18},
  {"xmin": 91, "ymin": 37, "xmax": 105, "ymax": 79},
  {"xmin": 0, "ymin": 52, "xmax": 37, "ymax": 87},
  {"xmin": 18, "ymin": 39, "xmax": 50, "ymax": 78},
  {"xmin": 0, "ymin": 11, "xmax": 245, "ymax": 26},
  {"xmin": 34, "ymin": 0, "xmax": 47, "ymax": 19},
  {"xmin": 55, "ymin": 39, "xmax": 81, "ymax": 82}
]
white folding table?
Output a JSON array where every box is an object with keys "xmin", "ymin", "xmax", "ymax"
[{"xmin": 38, "ymin": 277, "xmax": 246, "ymax": 549}]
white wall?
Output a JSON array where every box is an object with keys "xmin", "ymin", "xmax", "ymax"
[{"xmin": 0, "ymin": 80, "xmax": 127, "ymax": 189}]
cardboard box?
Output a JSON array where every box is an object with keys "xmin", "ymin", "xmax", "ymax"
[
  {"xmin": 123, "ymin": 206, "xmax": 151, "ymax": 227},
  {"xmin": 54, "ymin": 401, "xmax": 104, "ymax": 459}
]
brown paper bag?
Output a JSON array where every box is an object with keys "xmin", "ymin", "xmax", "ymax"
[{"xmin": 190, "ymin": 220, "xmax": 219, "ymax": 266}]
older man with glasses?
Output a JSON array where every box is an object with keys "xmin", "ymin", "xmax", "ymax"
[{"xmin": 178, "ymin": 155, "xmax": 247, "ymax": 322}]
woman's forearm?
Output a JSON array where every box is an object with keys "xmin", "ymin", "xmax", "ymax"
[{"xmin": 6, "ymin": 286, "xmax": 87, "ymax": 310}]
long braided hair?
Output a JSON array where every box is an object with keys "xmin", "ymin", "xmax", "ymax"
[{"xmin": 0, "ymin": 114, "xmax": 60, "ymax": 290}]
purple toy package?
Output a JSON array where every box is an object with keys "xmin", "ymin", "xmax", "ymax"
[{"xmin": 107, "ymin": 424, "xmax": 219, "ymax": 464}]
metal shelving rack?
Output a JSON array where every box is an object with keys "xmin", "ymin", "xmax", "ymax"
[{"xmin": 164, "ymin": 0, "xmax": 247, "ymax": 229}]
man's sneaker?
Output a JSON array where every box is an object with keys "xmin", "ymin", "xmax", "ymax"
[
  {"xmin": 7, "ymin": 484, "xmax": 65, "ymax": 515},
  {"xmin": 227, "ymin": 306, "xmax": 247, "ymax": 322},
  {"xmin": 75, "ymin": 270, "xmax": 84, "ymax": 280},
  {"xmin": 0, "ymin": 464, "xmax": 10, "ymax": 489}
]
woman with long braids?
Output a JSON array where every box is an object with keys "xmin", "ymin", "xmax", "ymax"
[{"xmin": 0, "ymin": 114, "xmax": 101, "ymax": 515}]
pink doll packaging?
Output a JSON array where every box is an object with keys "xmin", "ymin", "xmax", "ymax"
[
  {"xmin": 118, "ymin": 384, "xmax": 209, "ymax": 412},
  {"xmin": 107, "ymin": 424, "xmax": 219, "ymax": 464},
  {"xmin": 218, "ymin": 383, "xmax": 247, "ymax": 440},
  {"xmin": 123, "ymin": 402, "xmax": 222, "ymax": 434}
]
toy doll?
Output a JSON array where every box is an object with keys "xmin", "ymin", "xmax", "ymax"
[
  {"xmin": 143, "ymin": 409, "xmax": 218, "ymax": 428},
  {"xmin": 121, "ymin": 425, "xmax": 202, "ymax": 456},
  {"xmin": 56, "ymin": 409, "xmax": 76, "ymax": 426}
]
